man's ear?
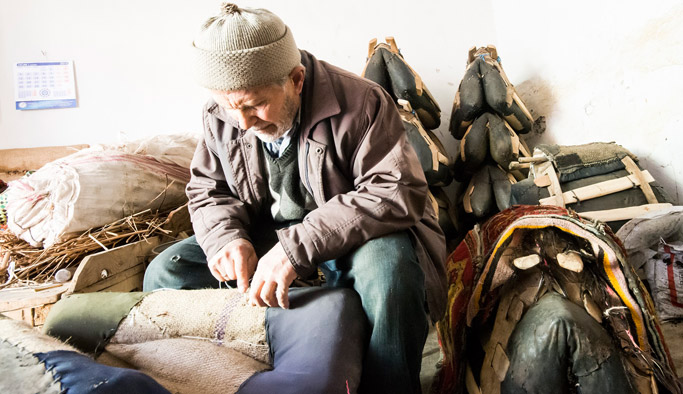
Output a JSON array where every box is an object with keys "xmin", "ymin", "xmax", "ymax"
[{"xmin": 290, "ymin": 65, "xmax": 306, "ymax": 94}]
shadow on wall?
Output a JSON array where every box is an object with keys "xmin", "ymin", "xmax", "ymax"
[
  {"xmin": 516, "ymin": 76, "xmax": 556, "ymax": 150},
  {"xmin": 515, "ymin": 75, "xmax": 680, "ymax": 205}
]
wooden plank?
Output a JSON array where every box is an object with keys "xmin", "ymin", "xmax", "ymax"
[
  {"xmin": 519, "ymin": 156, "xmax": 548, "ymax": 164},
  {"xmin": 0, "ymin": 303, "xmax": 54, "ymax": 327},
  {"xmin": 579, "ymin": 203, "xmax": 672, "ymax": 222},
  {"xmin": 0, "ymin": 145, "xmax": 89, "ymax": 172},
  {"xmin": 0, "ymin": 283, "xmax": 69, "ymax": 312},
  {"xmin": 68, "ymin": 237, "xmax": 159, "ymax": 293},
  {"xmin": 1, "ymin": 309, "xmax": 34, "ymax": 325},
  {"xmin": 96, "ymin": 272, "xmax": 145, "ymax": 293},
  {"xmin": 621, "ymin": 156, "xmax": 658, "ymax": 204},
  {"xmin": 509, "ymin": 162, "xmax": 530, "ymax": 170},
  {"xmin": 534, "ymin": 175, "xmax": 551, "ymax": 188},
  {"xmin": 32, "ymin": 304, "xmax": 53, "ymax": 326},
  {"xmin": 77, "ymin": 264, "xmax": 145, "ymax": 294},
  {"xmin": 539, "ymin": 170, "xmax": 656, "ymax": 206},
  {"xmin": 541, "ymin": 164, "xmax": 565, "ymax": 207}
]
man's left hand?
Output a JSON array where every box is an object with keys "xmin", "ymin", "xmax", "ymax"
[{"xmin": 248, "ymin": 242, "xmax": 298, "ymax": 309}]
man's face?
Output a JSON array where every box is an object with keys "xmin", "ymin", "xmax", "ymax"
[{"xmin": 211, "ymin": 66, "xmax": 305, "ymax": 143}]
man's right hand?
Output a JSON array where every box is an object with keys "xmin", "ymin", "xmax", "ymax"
[{"xmin": 208, "ymin": 239, "xmax": 258, "ymax": 293}]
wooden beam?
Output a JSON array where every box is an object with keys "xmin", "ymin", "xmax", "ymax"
[
  {"xmin": 76, "ymin": 264, "xmax": 146, "ymax": 294},
  {"xmin": 519, "ymin": 156, "xmax": 548, "ymax": 164},
  {"xmin": 0, "ymin": 283, "xmax": 69, "ymax": 312},
  {"xmin": 540, "ymin": 163, "xmax": 565, "ymax": 208},
  {"xmin": 0, "ymin": 145, "xmax": 89, "ymax": 173},
  {"xmin": 539, "ymin": 170, "xmax": 656, "ymax": 206},
  {"xmin": 579, "ymin": 203, "xmax": 672, "ymax": 222},
  {"xmin": 621, "ymin": 156, "xmax": 658, "ymax": 204},
  {"xmin": 68, "ymin": 237, "xmax": 159, "ymax": 293}
]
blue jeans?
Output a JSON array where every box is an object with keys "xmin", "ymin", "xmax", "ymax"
[{"xmin": 143, "ymin": 232, "xmax": 428, "ymax": 394}]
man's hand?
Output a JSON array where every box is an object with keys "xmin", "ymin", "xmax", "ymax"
[
  {"xmin": 208, "ymin": 239, "xmax": 257, "ymax": 293},
  {"xmin": 248, "ymin": 242, "xmax": 297, "ymax": 309}
]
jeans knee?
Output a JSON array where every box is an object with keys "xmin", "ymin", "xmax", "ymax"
[{"xmin": 352, "ymin": 232, "xmax": 420, "ymax": 277}]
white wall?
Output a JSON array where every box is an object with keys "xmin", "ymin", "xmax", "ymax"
[
  {"xmin": 0, "ymin": 0, "xmax": 492, "ymax": 153},
  {"xmin": 490, "ymin": 0, "xmax": 683, "ymax": 203},
  {"xmin": 1, "ymin": 0, "xmax": 682, "ymax": 202}
]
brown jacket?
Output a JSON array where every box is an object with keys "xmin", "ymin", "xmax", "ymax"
[{"xmin": 187, "ymin": 51, "xmax": 447, "ymax": 321}]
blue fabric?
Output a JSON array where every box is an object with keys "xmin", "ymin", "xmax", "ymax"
[
  {"xmin": 239, "ymin": 287, "xmax": 365, "ymax": 394},
  {"xmin": 35, "ymin": 350, "xmax": 170, "ymax": 394}
]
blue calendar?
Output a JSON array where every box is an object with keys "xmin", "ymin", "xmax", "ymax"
[{"xmin": 14, "ymin": 61, "xmax": 77, "ymax": 110}]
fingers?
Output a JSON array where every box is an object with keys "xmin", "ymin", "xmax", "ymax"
[
  {"xmin": 247, "ymin": 243, "xmax": 296, "ymax": 309},
  {"xmin": 276, "ymin": 279, "xmax": 290, "ymax": 309},
  {"xmin": 248, "ymin": 269, "xmax": 265, "ymax": 307},
  {"xmin": 208, "ymin": 255, "xmax": 235, "ymax": 282},
  {"xmin": 235, "ymin": 251, "xmax": 258, "ymax": 293},
  {"xmin": 260, "ymin": 281, "xmax": 278, "ymax": 307},
  {"xmin": 249, "ymin": 279, "xmax": 288, "ymax": 308},
  {"xmin": 209, "ymin": 239, "xmax": 256, "ymax": 285},
  {"xmin": 208, "ymin": 255, "xmax": 228, "ymax": 282}
]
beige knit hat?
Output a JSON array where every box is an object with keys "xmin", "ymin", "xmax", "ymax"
[{"xmin": 193, "ymin": 3, "xmax": 301, "ymax": 91}]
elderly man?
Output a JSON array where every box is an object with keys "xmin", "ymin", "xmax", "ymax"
[{"xmin": 143, "ymin": 3, "xmax": 447, "ymax": 393}]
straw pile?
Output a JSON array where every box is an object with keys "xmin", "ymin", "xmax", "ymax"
[{"xmin": 0, "ymin": 209, "xmax": 174, "ymax": 289}]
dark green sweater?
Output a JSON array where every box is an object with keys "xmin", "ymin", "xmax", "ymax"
[{"xmin": 262, "ymin": 140, "xmax": 317, "ymax": 223}]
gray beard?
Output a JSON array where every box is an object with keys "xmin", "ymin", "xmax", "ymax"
[{"xmin": 250, "ymin": 127, "xmax": 288, "ymax": 143}]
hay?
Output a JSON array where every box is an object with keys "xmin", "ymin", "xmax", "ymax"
[{"xmin": 0, "ymin": 209, "xmax": 175, "ymax": 289}]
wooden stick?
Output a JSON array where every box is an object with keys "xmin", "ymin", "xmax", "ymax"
[
  {"xmin": 579, "ymin": 203, "xmax": 672, "ymax": 222},
  {"xmin": 519, "ymin": 156, "xmax": 548, "ymax": 164},
  {"xmin": 540, "ymin": 163, "xmax": 565, "ymax": 208},
  {"xmin": 539, "ymin": 170, "xmax": 656, "ymax": 206},
  {"xmin": 621, "ymin": 156, "xmax": 658, "ymax": 204},
  {"xmin": 509, "ymin": 162, "xmax": 530, "ymax": 170}
]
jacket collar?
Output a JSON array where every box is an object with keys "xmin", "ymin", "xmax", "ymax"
[
  {"xmin": 205, "ymin": 50, "xmax": 341, "ymax": 139},
  {"xmin": 299, "ymin": 50, "xmax": 341, "ymax": 137}
]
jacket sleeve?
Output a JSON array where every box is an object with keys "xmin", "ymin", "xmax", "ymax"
[
  {"xmin": 277, "ymin": 86, "xmax": 431, "ymax": 277},
  {"xmin": 185, "ymin": 109, "xmax": 252, "ymax": 261}
]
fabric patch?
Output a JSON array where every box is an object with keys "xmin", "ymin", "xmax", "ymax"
[
  {"xmin": 43, "ymin": 292, "xmax": 147, "ymax": 354},
  {"xmin": 0, "ymin": 340, "xmax": 61, "ymax": 394},
  {"xmin": 536, "ymin": 142, "xmax": 634, "ymax": 182},
  {"xmin": 36, "ymin": 350, "xmax": 170, "ymax": 394}
]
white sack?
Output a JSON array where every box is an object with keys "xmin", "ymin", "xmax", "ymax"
[
  {"xmin": 6, "ymin": 135, "xmax": 197, "ymax": 248},
  {"xmin": 616, "ymin": 206, "xmax": 683, "ymax": 271},
  {"xmin": 645, "ymin": 240, "xmax": 683, "ymax": 321},
  {"xmin": 108, "ymin": 133, "xmax": 199, "ymax": 169}
]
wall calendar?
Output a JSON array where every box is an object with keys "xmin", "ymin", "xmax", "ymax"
[{"xmin": 14, "ymin": 61, "xmax": 77, "ymax": 110}]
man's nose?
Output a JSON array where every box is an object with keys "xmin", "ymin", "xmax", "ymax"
[{"xmin": 234, "ymin": 109, "xmax": 257, "ymax": 130}]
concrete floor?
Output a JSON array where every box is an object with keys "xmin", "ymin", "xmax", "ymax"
[
  {"xmin": 661, "ymin": 320, "xmax": 683, "ymax": 376},
  {"xmin": 420, "ymin": 325, "xmax": 441, "ymax": 393}
]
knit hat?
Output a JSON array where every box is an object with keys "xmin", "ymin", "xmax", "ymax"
[{"xmin": 193, "ymin": 3, "xmax": 301, "ymax": 91}]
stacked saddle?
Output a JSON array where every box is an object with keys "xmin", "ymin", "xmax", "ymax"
[
  {"xmin": 510, "ymin": 142, "xmax": 672, "ymax": 232},
  {"xmin": 449, "ymin": 46, "xmax": 535, "ymax": 220},
  {"xmin": 361, "ymin": 37, "xmax": 457, "ymax": 237}
]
